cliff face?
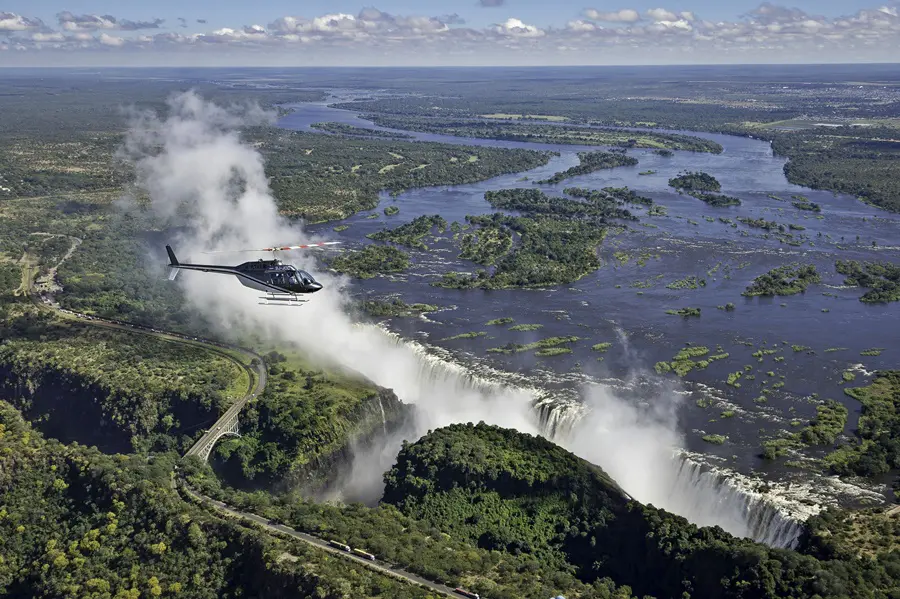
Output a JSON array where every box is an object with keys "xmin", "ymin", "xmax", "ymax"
[
  {"xmin": 212, "ymin": 381, "xmax": 414, "ymax": 498},
  {"xmin": 276, "ymin": 387, "xmax": 414, "ymax": 498},
  {"xmin": 0, "ymin": 361, "xmax": 218, "ymax": 454}
]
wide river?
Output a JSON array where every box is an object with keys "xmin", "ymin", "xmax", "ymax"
[{"xmin": 278, "ymin": 94, "xmax": 900, "ymax": 496}]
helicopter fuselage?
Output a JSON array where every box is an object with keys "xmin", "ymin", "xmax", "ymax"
[
  {"xmin": 165, "ymin": 244, "xmax": 323, "ymax": 296},
  {"xmin": 234, "ymin": 259, "xmax": 323, "ymax": 294}
]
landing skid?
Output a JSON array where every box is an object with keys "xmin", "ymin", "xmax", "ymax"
[{"xmin": 258, "ymin": 295, "xmax": 308, "ymax": 306}]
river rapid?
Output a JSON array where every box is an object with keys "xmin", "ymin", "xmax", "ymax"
[{"xmin": 276, "ymin": 93, "xmax": 898, "ymax": 540}]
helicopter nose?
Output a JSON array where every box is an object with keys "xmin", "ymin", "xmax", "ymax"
[{"xmin": 310, "ymin": 282, "xmax": 323, "ymax": 292}]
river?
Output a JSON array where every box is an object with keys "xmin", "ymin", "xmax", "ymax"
[{"xmin": 275, "ymin": 94, "xmax": 897, "ymax": 537}]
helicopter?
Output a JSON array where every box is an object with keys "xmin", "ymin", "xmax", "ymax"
[{"xmin": 165, "ymin": 242, "xmax": 340, "ymax": 305}]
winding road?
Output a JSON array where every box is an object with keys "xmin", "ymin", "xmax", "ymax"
[{"xmin": 20, "ymin": 236, "xmax": 461, "ymax": 599}]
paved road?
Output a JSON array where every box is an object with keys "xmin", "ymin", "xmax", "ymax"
[{"xmin": 179, "ymin": 482, "xmax": 460, "ymax": 598}]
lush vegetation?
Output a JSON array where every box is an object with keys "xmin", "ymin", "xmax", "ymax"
[
  {"xmin": 836, "ymin": 260, "xmax": 900, "ymax": 303},
  {"xmin": 771, "ymin": 127, "xmax": 900, "ymax": 213},
  {"xmin": 666, "ymin": 275, "xmax": 706, "ymax": 290},
  {"xmin": 214, "ymin": 351, "xmax": 405, "ymax": 488},
  {"xmin": 360, "ymin": 298, "xmax": 440, "ymax": 318},
  {"xmin": 367, "ymin": 215, "xmax": 448, "ymax": 250},
  {"xmin": 668, "ymin": 171, "xmax": 722, "ymax": 192},
  {"xmin": 253, "ymin": 127, "xmax": 554, "ymax": 222},
  {"xmin": 438, "ymin": 216, "xmax": 607, "ymax": 289},
  {"xmin": 0, "ymin": 313, "xmax": 244, "ymax": 454},
  {"xmin": 655, "ymin": 346, "xmax": 729, "ymax": 377},
  {"xmin": 0, "ymin": 401, "xmax": 431, "ymax": 599},
  {"xmin": 430, "ymin": 185, "xmax": 638, "ymax": 289},
  {"xmin": 486, "ymin": 336, "xmax": 581, "ymax": 356},
  {"xmin": 802, "ymin": 505, "xmax": 900, "ymax": 560},
  {"xmin": 791, "ymin": 197, "xmax": 822, "ymax": 212},
  {"xmin": 309, "ymin": 121, "xmax": 415, "ymax": 139},
  {"xmin": 381, "ymin": 422, "xmax": 900, "ymax": 599},
  {"xmin": 665, "ymin": 307, "xmax": 701, "ymax": 317},
  {"xmin": 182, "ymin": 456, "xmax": 638, "ymax": 599},
  {"xmin": 573, "ymin": 186, "xmax": 653, "ymax": 206},
  {"xmin": 459, "ymin": 223, "xmax": 514, "ymax": 266},
  {"xmin": 743, "ymin": 264, "xmax": 821, "ymax": 297},
  {"xmin": 762, "ymin": 400, "xmax": 849, "ymax": 460},
  {"xmin": 535, "ymin": 150, "xmax": 638, "ymax": 184},
  {"xmin": 361, "ymin": 115, "xmax": 724, "ymax": 153},
  {"xmin": 823, "ymin": 371, "xmax": 900, "ymax": 485},
  {"xmin": 690, "ymin": 192, "xmax": 742, "ymax": 207},
  {"xmin": 329, "ymin": 244, "xmax": 411, "ymax": 278}
]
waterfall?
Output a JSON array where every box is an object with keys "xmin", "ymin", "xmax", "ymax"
[
  {"xmin": 376, "ymin": 395, "xmax": 387, "ymax": 436},
  {"xmin": 657, "ymin": 457, "xmax": 804, "ymax": 548},
  {"xmin": 535, "ymin": 397, "xmax": 586, "ymax": 439},
  {"xmin": 346, "ymin": 324, "xmax": 807, "ymax": 549}
]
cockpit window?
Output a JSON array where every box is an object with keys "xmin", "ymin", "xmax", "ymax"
[{"xmin": 298, "ymin": 270, "xmax": 313, "ymax": 285}]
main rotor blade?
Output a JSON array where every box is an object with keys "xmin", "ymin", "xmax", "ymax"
[{"xmin": 201, "ymin": 241, "xmax": 341, "ymax": 254}]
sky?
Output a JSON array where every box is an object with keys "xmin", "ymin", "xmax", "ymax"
[{"xmin": 1, "ymin": 1, "xmax": 898, "ymax": 66}]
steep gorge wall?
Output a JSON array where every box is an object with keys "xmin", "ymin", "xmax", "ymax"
[{"xmin": 0, "ymin": 360, "xmax": 219, "ymax": 454}]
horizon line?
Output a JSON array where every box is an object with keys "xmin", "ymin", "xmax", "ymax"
[{"xmin": 2, "ymin": 61, "xmax": 899, "ymax": 69}]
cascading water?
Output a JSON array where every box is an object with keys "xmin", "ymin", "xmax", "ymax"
[
  {"xmin": 358, "ymin": 327, "xmax": 806, "ymax": 549},
  {"xmin": 378, "ymin": 398, "xmax": 387, "ymax": 435},
  {"xmin": 658, "ymin": 457, "xmax": 804, "ymax": 548}
]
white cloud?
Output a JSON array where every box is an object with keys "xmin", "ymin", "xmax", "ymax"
[
  {"xmin": 584, "ymin": 9, "xmax": 641, "ymax": 22},
  {"xmin": 568, "ymin": 19, "xmax": 599, "ymax": 32},
  {"xmin": 31, "ymin": 32, "xmax": 65, "ymax": 42},
  {"xmin": 647, "ymin": 8, "xmax": 680, "ymax": 22},
  {"xmin": 1, "ymin": 4, "xmax": 899, "ymax": 65},
  {"xmin": 98, "ymin": 32, "xmax": 125, "ymax": 47},
  {"xmin": 492, "ymin": 17, "xmax": 545, "ymax": 37},
  {"xmin": 0, "ymin": 12, "xmax": 42, "ymax": 31},
  {"xmin": 57, "ymin": 11, "xmax": 164, "ymax": 32}
]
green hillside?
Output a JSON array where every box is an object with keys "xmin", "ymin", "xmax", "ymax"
[{"xmin": 382, "ymin": 422, "xmax": 900, "ymax": 599}]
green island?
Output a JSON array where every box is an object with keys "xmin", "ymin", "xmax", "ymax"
[
  {"xmin": 743, "ymin": 264, "xmax": 821, "ymax": 297},
  {"xmin": 487, "ymin": 336, "xmax": 581, "ymax": 355},
  {"xmin": 666, "ymin": 275, "xmax": 706, "ymax": 290},
  {"xmin": 509, "ymin": 323, "xmax": 543, "ymax": 331},
  {"xmin": 668, "ymin": 171, "xmax": 722, "ymax": 192},
  {"xmin": 310, "ymin": 121, "xmax": 415, "ymax": 139},
  {"xmin": 329, "ymin": 244, "xmax": 411, "ymax": 278},
  {"xmin": 433, "ymin": 187, "xmax": 637, "ymax": 289},
  {"xmin": 690, "ymin": 191, "xmax": 742, "ymax": 207},
  {"xmin": 791, "ymin": 198, "xmax": 822, "ymax": 212},
  {"xmin": 361, "ymin": 298, "xmax": 441, "ymax": 318},
  {"xmin": 762, "ymin": 400, "xmax": 850, "ymax": 460},
  {"xmin": 836, "ymin": 260, "xmax": 900, "ymax": 303},
  {"xmin": 367, "ymin": 214, "xmax": 448, "ymax": 250},
  {"xmin": 362, "ymin": 115, "xmax": 725, "ymax": 153},
  {"xmin": 586, "ymin": 186, "xmax": 655, "ymax": 206},
  {"xmin": 535, "ymin": 150, "xmax": 638, "ymax": 184},
  {"xmin": 665, "ymin": 307, "xmax": 701, "ymax": 317},
  {"xmin": 655, "ymin": 346, "xmax": 730, "ymax": 377},
  {"xmin": 737, "ymin": 216, "xmax": 787, "ymax": 232}
]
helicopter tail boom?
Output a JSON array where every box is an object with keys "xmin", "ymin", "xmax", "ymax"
[{"xmin": 166, "ymin": 245, "xmax": 179, "ymax": 266}]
